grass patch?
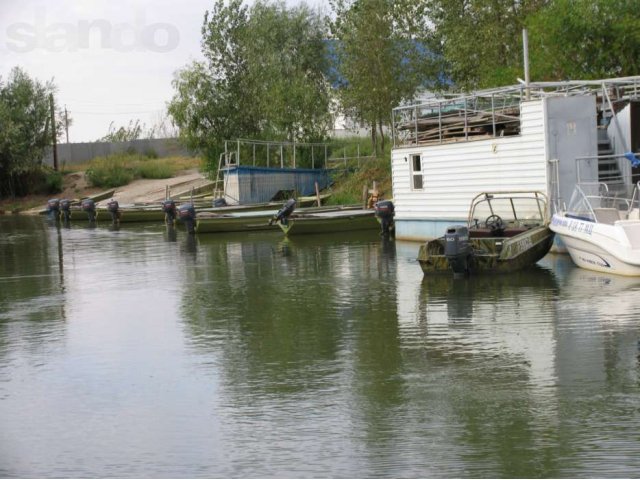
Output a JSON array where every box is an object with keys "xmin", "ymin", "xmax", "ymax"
[
  {"xmin": 84, "ymin": 153, "xmax": 202, "ymax": 188},
  {"xmin": 326, "ymin": 157, "xmax": 392, "ymax": 206}
]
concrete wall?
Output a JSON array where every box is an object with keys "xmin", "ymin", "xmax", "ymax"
[{"xmin": 44, "ymin": 137, "xmax": 194, "ymax": 167}]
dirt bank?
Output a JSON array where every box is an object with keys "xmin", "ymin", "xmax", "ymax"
[{"xmin": 0, "ymin": 169, "xmax": 210, "ymax": 215}]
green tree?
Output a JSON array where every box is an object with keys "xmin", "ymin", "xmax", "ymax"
[
  {"xmin": 99, "ymin": 119, "xmax": 144, "ymax": 142},
  {"xmin": 428, "ymin": 0, "xmax": 546, "ymax": 90},
  {"xmin": 0, "ymin": 67, "xmax": 62, "ymax": 197},
  {"xmin": 168, "ymin": 0, "xmax": 332, "ymax": 168},
  {"xmin": 526, "ymin": 0, "xmax": 640, "ymax": 80},
  {"xmin": 329, "ymin": 0, "xmax": 439, "ymax": 155}
]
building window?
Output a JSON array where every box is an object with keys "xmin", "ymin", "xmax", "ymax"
[{"xmin": 411, "ymin": 154, "xmax": 423, "ymax": 190}]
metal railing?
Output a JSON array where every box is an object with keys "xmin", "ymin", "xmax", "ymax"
[{"xmin": 393, "ymin": 76, "xmax": 640, "ymax": 148}]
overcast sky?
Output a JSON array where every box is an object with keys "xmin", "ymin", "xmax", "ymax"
[{"xmin": 0, "ymin": 0, "xmax": 327, "ymax": 142}]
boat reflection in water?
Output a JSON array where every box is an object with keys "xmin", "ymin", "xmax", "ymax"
[{"xmin": 408, "ymin": 263, "xmax": 559, "ymax": 390}]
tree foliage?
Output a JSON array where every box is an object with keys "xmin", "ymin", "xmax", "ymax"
[
  {"xmin": 99, "ymin": 119, "xmax": 144, "ymax": 142},
  {"xmin": 428, "ymin": 0, "xmax": 640, "ymax": 89},
  {"xmin": 526, "ymin": 0, "xmax": 640, "ymax": 80},
  {"xmin": 0, "ymin": 67, "xmax": 62, "ymax": 197},
  {"xmin": 428, "ymin": 0, "xmax": 547, "ymax": 90},
  {"xmin": 168, "ymin": 0, "xmax": 332, "ymax": 165},
  {"xmin": 329, "ymin": 0, "xmax": 441, "ymax": 154}
]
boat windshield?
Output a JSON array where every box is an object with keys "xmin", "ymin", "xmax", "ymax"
[
  {"xmin": 566, "ymin": 183, "xmax": 640, "ymax": 222},
  {"xmin": 468, "ymin": 192, "xmax": 547, "ymax": 228}
]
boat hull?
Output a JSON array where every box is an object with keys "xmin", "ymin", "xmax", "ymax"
[
  {"xmin": 550, "ymin": 213, "xmax": 640, "ymax": 276},
  {"xmin": 195, "ymin": 212, "xmax": 278, "ymax": 233},
  {"xmin": 418, "ymin": 226, "xmax": 555, "ymax": 275},
  {"xmin": 278, "ymin": 210, "xmax": 379, "ymax": 235}
]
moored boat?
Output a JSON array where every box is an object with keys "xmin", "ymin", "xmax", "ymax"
[
  {"xmin": 276, "ymin": 208, "xmax": 379, "ymax": 236},
  {"xmin": 195, "ymin": 210, "xmax": 278, "ymax": 233},
  {"xmin": 417, "ymin": 191, "xmax": 554, "ymax": 276},
  {"xmin": 550, "ymin": 182, "xmax": 640, "ymax": 276}
]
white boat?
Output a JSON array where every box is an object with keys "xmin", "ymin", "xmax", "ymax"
[{"xmin": 550, "ymin": 182, "xmax": 640, "ymax": 276}]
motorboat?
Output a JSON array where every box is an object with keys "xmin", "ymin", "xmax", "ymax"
[
  {"xmin": 417, "ymin": 191, "xmax": 554, "ymax": 276},
  {"xmin": 550, "ymin": 182, "xmax": 640, "ymax": 276}
]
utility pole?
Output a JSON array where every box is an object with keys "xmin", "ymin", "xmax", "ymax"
[
  {"xmin": 64, "ymin": 106, "xmax": 69, "ymax": 143},
  {"xmin": 49, "ymin": 93, "xmax": 58, "ymax": 171}
]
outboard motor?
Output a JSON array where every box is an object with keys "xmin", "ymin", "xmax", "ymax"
[
  {"xmin": 46, "ymin": 198, "xmax": 60, "ymax": 220},
  {"xmin": 444, "ymin": 225, "xmax": 472, "ymax": 277},
  {"xmin": 60, "ymin": 199, "xmax": 72, "ymax": 223},
  {"xmin": 374, "ymin": 200, "xmax": 395, "ymax": 236},
  {"xmin": 107, "ymin": 199, "xmax": 120, "ymax": 224},
  {"xmin": 81, "ymin": 198, "xmax": 96, "ymax": 222},
  {"xmin": 269, "ymin": 198, "xmax": 296, "ymax": 226},
  {"xmin": 178, "ymin": 203, "xmax": 196, "ymax": 234},
  {"xmin": 162, "ymin": 199, "xmax": 177, "ymax": 225}
]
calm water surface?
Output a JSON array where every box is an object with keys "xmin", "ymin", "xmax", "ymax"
[{"xmin": 1, "ymin": 215, "xmax": 640, "ymax": 478}]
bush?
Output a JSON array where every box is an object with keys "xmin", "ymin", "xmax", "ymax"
[
  {"xmin": 85, "ymin": 154, "xmax": 136, "ymax": 188},
  {"xmin": 144, "ymin": 148, "xmax": 159, "ymax": 159},
  {"xmin": 44, "ymin": 170, "xmax": 63, "ymax": 193},
  {"xmin": 133, "ymin": 159, "xmax": 174, "ymax": 179}
]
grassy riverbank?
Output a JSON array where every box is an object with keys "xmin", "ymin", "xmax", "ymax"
[{"xmin": 0, "ymin": 139, "xmax": 392, "ymax": 214}]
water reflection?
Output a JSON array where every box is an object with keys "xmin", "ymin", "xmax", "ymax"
[{"xmin": 3, "ymin": 217, "xmax": 640, "ymax": 477}]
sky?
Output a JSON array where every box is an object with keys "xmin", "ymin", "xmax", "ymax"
[{"xmin": 0, "ymin": 0, "xmax": 327, "ymax": 142}]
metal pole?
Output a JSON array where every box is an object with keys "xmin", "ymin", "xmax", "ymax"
[
  {"xmin": 438, "ymin": 103, "xmax": 442, "ymax": 144},
  {"xmin": 64, "ymin": 106, "xmax": 69, "ymax": 143},
  {"xmin": 324, "ymin": 145, "xmax": 328, "ymax": 169},
  {"xmin": 237, "ymin": 139, "xmax": 240, "ymax": 166},
  {"xmin": 253, "ymin": 143, "xmax": 256, "ymax": 166},
  {"xmin": 464, "ymin": 98, "xmax": 468, "ymax": 141},
  {"xmin": 414, "ymin": 106, "xmax": 418, "ymax": 145},
  {"xmin": 293, "ymin": 142, "xmax": 296, "ymax": 169},
  {"xmin": 523, "ymin": 29, "xmax": 531, "ymax": 101},
  {"xmin": 491, "ymin": 94, "xmax": 496, "ymax": 137},
  {"xmin": 280, "ymin": 145, "xmax": 284, "ymax": 168},
  {"xmin": 49, "ymin": 93, "xmax": 58, "ymax": 171},
  {"xmin": 311, "ymin": 146, "xmax": 315, "ymax": 169},
  {"xmin": 267, "ymin": 144, "xmax": 270, "ymax": 167}
]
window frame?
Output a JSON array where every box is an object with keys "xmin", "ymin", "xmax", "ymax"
[{"xmin": 410, "ymin": 154, "xmax": 423, "ymax": 190}]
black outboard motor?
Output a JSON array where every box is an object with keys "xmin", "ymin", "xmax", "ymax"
[
  {"xmin": 269, "ymin": 198, "xmax": 296, "ymax": 225},
  {"xmin": 162, "ymin": 199, "xmax": 177, "ymax": 225},
  {"xmin": 444, "ymin": 225, "xmax": 472, "ymax": 277},
  {"xmin": 46, "ymin": 198, "xmax": 60, "ymax": 220},
  {"xmin": 178, "ymin": 203, "xmax": 196, "ymax": 234},
  {"xmin": 107, "ymin": 199, "xmax": 120, "ymax": 224},
  {"xmin": 81, "ymin": 198, "xmax": 96, "ymax": 222},
  {"xmin": 374, "ymin": 200, "xmax": 395, "ymax": 236},
  {"xmin": 60, "ymin": 199, "xmax": 72, "ymax": 223},
  {"xmin": 213, "ymin": 197, "xmax": 227, "ymax": 208}
]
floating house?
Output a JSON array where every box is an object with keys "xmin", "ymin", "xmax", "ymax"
[{"xmin": 390, "ymin": 76, "xmax": 640, "ymax": 241}]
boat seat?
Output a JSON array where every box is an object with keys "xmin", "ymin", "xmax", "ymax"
[{"xmin": 593, "ymin": 208, "xmax": 622, "ymax": 224}]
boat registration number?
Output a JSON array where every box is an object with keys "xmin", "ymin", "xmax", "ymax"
[{"xmin": 552, "ymin": 216, "xmax": 594, "ymax": 235}]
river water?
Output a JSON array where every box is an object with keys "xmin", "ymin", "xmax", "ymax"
[{"xmin": 1, "ymin": 215, "xmax": 640, "ymax": 478}]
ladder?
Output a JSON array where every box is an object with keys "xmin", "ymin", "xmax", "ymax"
[{"xmin": 212, "ymin": 151, "xmax": 237, "ymax": 200}]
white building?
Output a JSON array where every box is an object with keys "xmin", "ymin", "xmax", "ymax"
[{"xmin": 390, "ymin": 77, "xmax": 640, "ymax": 241}]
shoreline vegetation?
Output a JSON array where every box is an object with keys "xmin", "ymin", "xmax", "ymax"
[{"xmin": 0, "ymin": 138, "xmax": 392, "ymax": 215}]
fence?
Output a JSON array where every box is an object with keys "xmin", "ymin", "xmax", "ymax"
[{"xmin": 43, "ymin": 138, "xmax": 194, "ymax": 168}]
